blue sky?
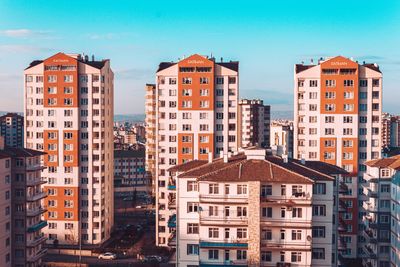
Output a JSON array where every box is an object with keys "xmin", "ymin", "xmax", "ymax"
[{"xmin": 1, "ymin": 0, "xmax": 399, "ymax": 114}]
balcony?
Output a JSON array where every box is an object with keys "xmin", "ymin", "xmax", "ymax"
[
  {"xmin": 367, "ymin": 189, "xmax": 378, "ymax": 198},
  {"xmin": 168, "ymin": 214, "xmax": 176, "ymax": 228},
  {"xmin": 199, "ymin": 194, "xmax": 248, "ymax": 204},
  {"xmin": 200, "ymin": 214, "xmax": 248, "ymax": 226},
  {"xmin": 260, "ymin": 239, "xmax": 311, "ymax": 250},
  {"xmin": 199, "ymin": 260, "xmax": 248, "ymax": 267},
  {"xmin": 26, "ymin": 164, "xmax": 46, "ymax": 172},
  {"xmin": 199, "ymin": 240, "xmax": 248, "ymax": 249},
  {"xmin": 26, "ymin": 191, "xmax": 47, "ymax": 202},
  {"xmin": 26, "ymin": 234, "xmax": 47, "ymax": 247},
  {"xmin": 26, "ymin": 206, "xmax": 47, "ymax": 217},
  {"xmin": 27, "ymin": 220, "xmax": 47, "ymax": 233},
  {"xmin": 26, "ymin": 177, "xmax": 47, "ymax": 187},
  {"xmin": 260, "ymin": 193, "xmax": 311, "ymax": 206},
  {"xmin": 168, "ymin": 232, "xmax": 176, "ymax": 247},
  {"xmin": 168, "ymin": 178, "xmax": 176, "ymax": 190},
  {"xmin": 339, "ymin": 182, "xmax": 349, "ymax": 194},
  {"xmin": 26, "ymin": 248, "xmax": 47, "ymax": 262},
  {"xmin": 364, "ymin": 246, "xmax": 377, "ymax": 259}
]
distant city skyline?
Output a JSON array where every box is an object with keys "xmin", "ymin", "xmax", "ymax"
[{"xmin": 0, "ymin": 0, "xmax": 399, "ymax": 114}]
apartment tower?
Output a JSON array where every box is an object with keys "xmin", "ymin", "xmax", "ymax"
[
  {"xmin": 238, "ymin": 99, "xmax": 271, "ymax": 148},
  {"xmin": 148, "ymin": 54, "xmax": 239, "ymax": 246},
  {"xmin": 145, "ymin": 84, "xmax": 156, "ymax": 189},
  {"xmin": 24, "ymin": 52, "xmax": 114, "ymax": 246},
  {"xmin": 0, "ymin": 113, "xmax": 24, "ymax": 148},
  {"xmin": 294, "ymin": 56, "xmax": 383, "ymax": 264}
]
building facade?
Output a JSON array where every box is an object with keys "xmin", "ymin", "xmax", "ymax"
[
  {"xmin": 238, "ymin": 99, "xmax": 271, "ymax": 148},
  {"xmin": 148, "ymin": 54, "xmax": 239, "ymax": 246},
  {"xmin": 294, "ymin": 56, "xmax": 383, "ymax": 263},
  {"xmin": 24, "ymin": 52, "xmax": 114, "ymax": 246},
  {"xmin": 270, "ymin": 120, "xmax": 294, "ymax": 157},
  {"xmin": 114, "ymin": 149, "xmax": 150, "ymax": 196},
  {"xmin": 170, "ymin": 148, "xmax": 346, "ymax": 267},
  {"xmin": 0, "ymin": 136, "xmax": 48, "ymax": 267},
  {"xmin": 382, "ymin": 113, "xmax": 400, "ymax": 148},
  {"xmin": 0, "ymin": 113, "xmax": 24, "ymax": 148},
  {"xmin": 363, "ymin": 156, "xmax": 400, "ymax": 267}
]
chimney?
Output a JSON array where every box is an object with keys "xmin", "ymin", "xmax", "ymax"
[
  {"xmin": 208, "ymin": 152, "xmax": 213, "ymax": 163},
  {"xmin": 300, "ymin": 154, "xmax": 306, "ymax": 165},
  {"xmin": 84, "ymin": 55, "xmax": 89, "ymax": 62},
  {"xmin": 220, "ymin": 57, "xmax": 223, "ymax": 62},
  {"xmin": 92, "ymin": 55, "xmax": 95, "ymax": 61},
  {"xmin": 0, "ymin": 136, "xmax": 4, "ymax": 150},
  {"xmin": 282, "ymin": 154, "xmax": 288, "ymax": 163},
  {"xmin": 223, "ymin": 153, "xmax": 229, "ymax": 163}
]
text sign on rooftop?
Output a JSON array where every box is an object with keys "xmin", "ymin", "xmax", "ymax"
[
  {"xmin": 330, "ymin": 61, "xmax": 348, "ymax": 66},
  {"xmin": 52, "ymin": 59, "xmax": 70, "ymax": 63},
  {"xmin": 187, "ymin": 60, "xmax": 204, "ymax": 64}
]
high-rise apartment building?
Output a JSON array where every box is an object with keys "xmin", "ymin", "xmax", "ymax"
[
  {"xmin": 270, "ymin": 120, "xmax": 294, "ymax": 157},
  {"xmin": 148, "ymin": 54, "xmax": 239, "ymax": 246},
  {"xmin": 238, "ymin": 99, "xmax": 270, "ymax": 148},
  {"xmin": 170, "ymin": 148, "xmax": 346, "ymax": 267},
  {"xmin": 294, "ymin": 56, "xmax": 383, "ymax": 264},
  {"xmin": 0, "ymin": 136, "xmax": 48, "ymax": 267},
  {"xmin": 382, "ymin": 113, "xmax": 400, "ymax": 148},
  {"xmin": 0, "ymin": 113, "xmax": 24, "ymax": 148},
  {"xmin": 145, "ymin": 83, "xmax": 156, "ymax": 187},
  {"xmin": 24, "ymin": 52, "xmax": 114, "ymax": 246},
  {"xmin": 362, "ymin": 156, "xmax": 397, "ymax": 267}
]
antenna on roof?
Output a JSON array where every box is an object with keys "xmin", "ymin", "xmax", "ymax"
[
  {"xmin": 92, "ymin": 55, "xmax": 95, "ymax": 61},
  {"xmin": 310, "ymin": 58, "xmax": 314, "ymax": 64},
  {"xmin": 220, "ymin": 57, "xmax": 223, "ymax": 62}
]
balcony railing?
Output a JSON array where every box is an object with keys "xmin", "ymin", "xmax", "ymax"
[
  {"xmin": 26, "ymin": 234, "xmax": 47, "ymax": 247},
  {"xmin": 26, "ymin": 206, "xmax": 47, "ymax": 217},
  {"xmin": 199, "ymin": 240, "xmax": 248, "ymax": 249},
  {"xmin": 27, "ymin": 220, "xmax": 47, "ymax": 233},
  {"xmin": 26, "ymin": 177, "xmax": 47, "ymax": 187},
  {"xmin": 26, "ymin": 191, "xmax": 47, "ymax": 202},
  {"xmin": 26, "ymin": 164, "xmax": 46, "ymax": 172},
  {"xmin": 26, "ymin": 248, "xmax": 47, "ymax": 262},
  {"xmin": 200, "ymin": 213, "xmax": 248, "ymax": 225},
  {"xmin": 260, "ymin": 193, "xmax": 311, "ymax": 205}
]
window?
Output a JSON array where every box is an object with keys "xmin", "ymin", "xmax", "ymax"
[
  {"xmin": 312, "ymin": 248, "xmax": 325, "ymax": 259},
  {"xmin": 187, "ymin": 202, "xmax": 199, "ymax": 213},
  {"xmin": 360, "ymin": 79, "xmax": 368, "ymax": 87},
  {"xmin": 237, "ymin": 185, "xmax": 247, "ymax": 194},
  {"xmin": 313, "ymin": 205, "xmax": 326, "ymax": 216},
  {"xmin": 209, "ymin": 206, "xmax": 218, "ymax": 216},
  {"xmin": 237, "ymin": 250, "xmax": 247, "ymax": 260},
  {"xmin": 325, "ymin": 116, "xmax": 334, "ymax": 123},
  {"xmin": 237, "ymin": 207, "xmax": 247, "ymax": 217},
  {"xmin": 261, "ymin": 251, "xmax": 272, "ymax": 262},
  {"xmin": 187, "ymin": 223, "xmax": 199, "ymax": 234},
  {"xmin": 344, "ymin": 104, "xmax": 354, "ymax": 111},
  {"xmin": 292, "ymin": 230, "xmax": 302, "ymax": 240},
  {"xmin": 182, "ymin": 77, "xmax": 192, "ymax": 84},
  {"xmin": 325, "ymin": 80, "xmax": 336, "ymax": 87},
  {"xmin": 208, "ymin": 250, "xmax": 218, "ymax": 260},
  {"xmin": 200, "ymin": 77, "xmax": 209, "ymax": 84},
  {"xmin": 325, "ymin": 92, "xmax": 336, "ymax": 99},
  {"xmin": 312, "ymin": 226, "xmax": 326, "ymax": 238},
  {"xmin": 229, "ymin": 76, "xmax": 236, "ymax": 84},
  {"xmin": 292, "ymin": 208, "xmax": 303, "ymax": 218},
  {"xmin": 209, "ymin": 184, "xmax": 219, "ymax": 194},
  {"xmin": 216, "ymin": 77, "xmax": 224, "ymax": 84},
  {"xmin": 237, "ymin": 228, "xmax": 247, "ymax": 239},
  {"xmin": 313, "ymin": 183, "xmax": 326, "ymax": 195},
  {"xmin": 64, "ymin": 75, "xmax": 73, "ymax": 82},
  {"xmin": 187, "ymin": 244, "xmax": 199, "ymax": 255},
  {"xmin": 187, "ymin": 181, "xmax": 198, "ymax": 192},
  {"xmin": 209, "ymin": 228, "xmax": 219, "ymax": 238},
  {"xmin": 310, "ymin": 80, "xmax": 318, "ymax": 87},
  {"xmin": 344, "ymin": 80, "xmax": 354, "ymax": 87},
  {"xmin": 325, "ymin": 128, "xmax": 334, "ymax": 135},
  {"xmin": 261, "ymin": 229, "xmax": 272, "ymax": 240},
  {"xmin": 291, "ymin": 252, "xmax": 302, "ymax": 262},
  {"xmin": 261, "ymin": 185, "xmax": 272, "ymax": 196},
  {"xmin": 262, "ymin": 207, "xmax": 272, "ymax": 218}
]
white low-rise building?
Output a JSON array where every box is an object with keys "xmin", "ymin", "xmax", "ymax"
[{"xmin": 169, "ymin": 148, "xmax": 347, "ymax": 267}]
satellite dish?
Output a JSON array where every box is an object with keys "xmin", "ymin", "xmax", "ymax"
[{"xmin": 307, "ymin": 235, "xmax": 312, "ymax": 241}]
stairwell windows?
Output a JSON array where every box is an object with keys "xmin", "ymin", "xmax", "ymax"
[
  {"xmin": 325, "ymin": 92, "xmax": 336, "ymax": 99},
  {"xmin": 344, "ymin": 80, "xmax": 354, "ymax": 87},
  {"xmin": 325, "ymin": 104, "xmax": 335, "ymax": 112},
  {"xmin": 325, "ymin": 80, "xmax": 336, "ymax": 87},
  {"xmin": 182, "ymin": 89, "xmax": 192, "ymax": 96},
  {"xmin": 200, "ymin": 77, "xmax": 209, "ymax": 84},
  {"xmin": 182, "ymin": 77, "xmax": 192, "ymax": 84},
  {"xmin": 310, "ymin": 80, "xmax": 318, "ymax": 87}
]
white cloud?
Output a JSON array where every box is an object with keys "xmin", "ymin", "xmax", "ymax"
[
  {"xmin": 0, "ymin": 29, "xmax": 52, "ymax": 38},
  {"xmin": 0, "ymin": 44, "xmax": 53, "ymax": 53}
]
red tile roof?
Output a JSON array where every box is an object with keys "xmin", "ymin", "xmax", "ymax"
[
  {"xmin": 365, "ymin": 155, "xmax": 400, "ymax": 170},
  {"xmin": 175, "ymin": 153, "xmax": 338, "ymax": 183},
  {"xmin": 168, "ymin": 160, "xmax": 208, "ymax": 172}
]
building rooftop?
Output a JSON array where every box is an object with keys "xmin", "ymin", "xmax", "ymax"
[
  {"xmin": 0, "ymin": 146, "xmax": 46, "ymax": 158},
  {"xmin": 0, "ymin": 113, "xmax": 24, "ymax": 120},
  {"xmin": 173, "ymin": 150, "xmax": 342, "ymax": 183},
  {"xmin": 114, "ymin": 149, "xmax": 145, "ymax": 158},
  {"xmin": 25, "ymin": 53, "xmax": 108, "ymax": 70},
  {"xmin": 365, "ymin": 155, "xmax": 400, "ymax": 170}
]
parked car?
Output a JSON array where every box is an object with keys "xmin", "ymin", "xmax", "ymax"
[
  {"xmin": 142, "ymin": 255, "xmax": 163, "ymax": 263},
  {"xmin": 98, "ymin": 252, "xmax": 117, "ymax": 260}
]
